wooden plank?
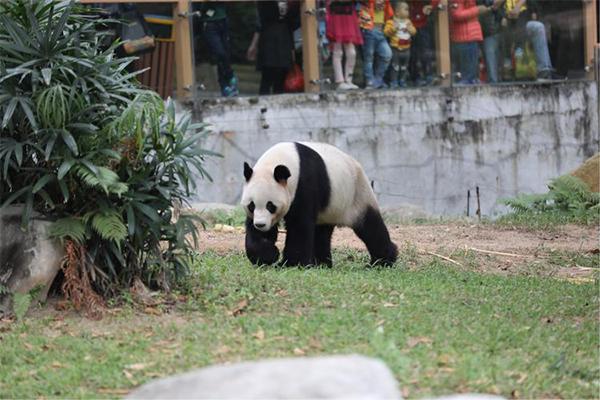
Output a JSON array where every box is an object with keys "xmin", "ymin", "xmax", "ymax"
[
  {"xmin": 173, "ymin": 0, "xmax": 194, "ymax": 101},
  {"xmin": 300, "ymin": 0, "xmax": 320, "ymax": 93},
  {"xmin": 435, "ymin": 6, "xmax": 451, "ymax": 86},
  {"xmin": 583, "ymin": 0, "xmax": 598, "ymax": 80}
]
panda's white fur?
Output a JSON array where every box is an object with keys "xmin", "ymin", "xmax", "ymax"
[{"xmin": 241, "ymin": 142, "xmax": 378, "ymax": 231}]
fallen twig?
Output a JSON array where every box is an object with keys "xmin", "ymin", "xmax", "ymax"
[
  {"xmin": 468, "ymin": 247, "xmax": 531, "ymax": 258},
  {"xmin": 426, "ymin": 251, "xmax": 463, "ymax": 267}
]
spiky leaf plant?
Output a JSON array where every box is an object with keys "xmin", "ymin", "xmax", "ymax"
[
  {"xmin": 501, "ymin": 175, "xmax": 600, "ymax": 227},
  {"xmin": 0, "ymin": 0, "xmax": 215, "ymax": 299}
]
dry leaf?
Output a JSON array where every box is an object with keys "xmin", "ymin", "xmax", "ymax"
[
  {"xmin": 293, "ymin": 348, "xmax": 306, "ymax": 356},
  {"xmin": 383, "ymin": 302, "xmax": 397, "ymax": 308},
  {"xmin": 228, "ymin": 299, "xmax": 249, "ymax": 316},
  {"xmin": 253, "ymin": 329, "xmax": 265, "ymax": 341},
  {"xmin": 376, "ymin": 319, "xmax": 385, "ymax": 326},
  {"xmin": 123, "ymin": 369, "xmax": 134, "ymax": 380},
  {"xmin": 23, "ymin": 342, "xmax": 34, "ymax": 351},
  {"xmin": 436, "ymin": 354, "xmax": 451, "ymax": 366},
  {"xmin": 125, "ymin": 363, "xmax": 151, "ymax": 371},
  {"xmin": 143, "ymin": 307, "xmax": 162, "ymax": 316},
  {"xmin": 401, "ymin": 387, "xmax": 410, "ymax": 398},
  {"xmin": 309, "ymin": 337, "xmax": 322, "ymax": 350},
  {"xmin": 216, "ymin": 345, "xmax": 231, "ymax": 355},
  {"xmin": 50, "ymin": 361, "xmax": 64, "ymax": 369},
  {"xmin": 406, "ymin": 336, "xmax": 432, "ymax": 349},
  {"xmin": 511, "ymin": 389, "xmax": 520, "ymax": 399}
]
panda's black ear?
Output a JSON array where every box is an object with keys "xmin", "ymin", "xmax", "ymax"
[
  {"xmin": 243, "ymin": 162, "xmax": 253, "ymax": 182},
  {"xmin": 273, "ymin": 165, "xmax": 291, "ymax": 185}
]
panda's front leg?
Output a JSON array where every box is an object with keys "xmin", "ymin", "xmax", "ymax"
[
  {"xmin": 281, "ymin": 218, "xmax": 316, "ymax": 267},
  {"xmin": 245, "ymin": 217, "xmax": 280, "ymax": 265}
]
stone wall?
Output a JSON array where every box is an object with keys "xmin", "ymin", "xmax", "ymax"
[{"xmin": 191, "ymin": 81, "xmax": 599, "ymax": 216}]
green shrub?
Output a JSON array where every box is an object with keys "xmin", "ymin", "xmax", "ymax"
[
  {"xmin": 499, "ymin": 175, "xmax": 600, "ymax": 227},
  {"xmin": 0, "ymin": 0, "xmax": 216, "ymax": 298}
]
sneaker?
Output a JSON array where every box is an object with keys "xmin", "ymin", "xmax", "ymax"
[
  {"xmin": 371, "ymin": 78, "xmax": 387, "ymax": 89},
  {"xmin": 537, "ymin": 70, "xmax": 566, "ymax": 82},
  {"xmin": 389, "ymin": 81, "xmax": 399, "ymax": 89},
  {"xmin": 398, "ymin": 79, "xmax": 407, "ymax": 88},
  {"xmin": 222, "ymin": 85, "xmax": 238, "ymax": 97},
  {"xmin": 344, "ymin": 81, "xmax": 359, "ymax": 89},
  {"xmin": 336, "ymin": 82, "xmax": 354, "ymax": 90}
]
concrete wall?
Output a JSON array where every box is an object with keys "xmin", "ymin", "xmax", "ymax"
[{"xmin": 191, "ymin": 81, "xmax": 599, "ymax": 216}]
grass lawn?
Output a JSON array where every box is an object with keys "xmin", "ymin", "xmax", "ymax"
[{"xmin": 1, "ymin": 247, "xmax": 598, "ymax": 399}]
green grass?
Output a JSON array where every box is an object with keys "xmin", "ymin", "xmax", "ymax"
[{"xmin": 1, "ymin": 251, "xmax": 598, "ymax": 398}]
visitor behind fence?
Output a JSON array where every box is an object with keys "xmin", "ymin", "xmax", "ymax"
[
  {"xmin": 327, "ymin": 0, "xmax": 363, "ymax": 90},
  {"xmin": 502, "ymin": 0, "xmax": 559, "ymax": 81},
  {"xmin": 449, "ymin": 0, "xmax": 489, "ymax": 84},
  {"xmin": 408, "ymin": 0, "xmax": 439, "ymax": 86},
  {"xmin": 477, "ymin": 0, "xmax": 503, "ymax": 83},
  {"xmin": 384, "ymin": 1, "xmax": 416, "ymax": 88},
  {"xmin": 194, "ymin": 2, "xmax": 238, "ymax": 97},
  {"xmin": 359, "ymin": 0, "xmax": 393, "ymax": 88},
  {"xmin": 247, "ymin": 1, "xmax": 300, "ymax": 95}
]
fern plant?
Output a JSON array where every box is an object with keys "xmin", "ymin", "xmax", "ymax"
[
  {"xmin": 0, "ymin": 0, "xmax": 215, "ymax": 297},
  {"xmin": 501, "ymin": 175, "xmax": 600, "ymax": 227}
]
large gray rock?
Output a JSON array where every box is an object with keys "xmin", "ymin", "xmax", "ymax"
[
  {"xmin": 0, "ymin": 206, "xmax": 64, "ymax": 316},
  {"xmin": 127, "ymin": 355, "xmax": 402, "ymax": 399}
]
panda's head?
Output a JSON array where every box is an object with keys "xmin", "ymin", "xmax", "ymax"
[{"xmin": 241, "ymin": 162, "xmax": 291, "ymax": 232}]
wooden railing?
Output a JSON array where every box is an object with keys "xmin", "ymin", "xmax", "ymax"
[{"xmin": 80, "ymin": 0, "xmax": 597, "ymax": 99}]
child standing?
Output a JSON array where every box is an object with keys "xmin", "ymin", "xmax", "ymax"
[
  {"xmin": 359, "ymin": 0, "xmax": 394, "ymax": 88},
  {"xmin": 327, "ymin": 0, "xmax": 363, "ymax": 89},
  {"xmin": 384, "ymin": 1, "xmax": 416, "ymax": 88}
]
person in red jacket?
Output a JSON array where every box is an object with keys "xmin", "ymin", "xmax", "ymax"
[{"xmin": 449, "ymin": 0, "xmax": 490, "ymax": 83}]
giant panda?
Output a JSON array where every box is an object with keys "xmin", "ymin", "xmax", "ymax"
[{"xmin": 241, "ymin": 142, "xmax": 398, "ymax": 267}]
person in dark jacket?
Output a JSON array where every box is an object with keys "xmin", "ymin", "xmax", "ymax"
[
  {"xmin": 193, "ymin": 2, "xmax": 238, "ymax": 97},
  {"xmin": 247, "ymin": 1, "xmax": 300, "ymax": 95},
  {"xmin": 478, "ymin": 0, "xmax": 503, "ymax": 83}
]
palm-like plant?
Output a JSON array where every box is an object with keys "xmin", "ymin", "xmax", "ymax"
[{"xmin": 0, "ymin": 0, "xmax": 215, "ymax": 299}]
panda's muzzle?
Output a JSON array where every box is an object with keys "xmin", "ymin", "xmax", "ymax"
[{"xmin": 254, "ymin": 223, "xmax": 266, "ymax": 230}]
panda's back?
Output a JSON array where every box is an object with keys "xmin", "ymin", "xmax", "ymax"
[{"xmin": 299, "ymin": 142, "xmax": 377, "ymax": 227}]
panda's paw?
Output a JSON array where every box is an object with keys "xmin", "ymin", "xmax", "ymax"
[
  {"xmin": 369, "ymin": 243, "xmax": 399, "ymax": 267},
  {"xmin": 246, "ymin": 239, "xmax": 280, "ymax": 266}
]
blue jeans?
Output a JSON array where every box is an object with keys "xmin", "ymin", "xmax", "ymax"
[
  {"xmin": 361, "ymin": 28, "xmax": 392, "ymax": 85},
  {"xmin": 482, "ymin": 34, "xmax": 500, "ymax": 83},
  {"xmin": 202, "ymin": 18, "xmax": 234, "ymax": 91},
  {"xmin": 451, "ymin": 42, "xmax": 480, "ymax": 84},
  {"xmin": 526, "ymin": 20, "xmax": 552, "ymax": 72}
]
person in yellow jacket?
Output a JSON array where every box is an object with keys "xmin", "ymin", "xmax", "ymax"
[{"xmin": 384, "ymin": 1, "xmax": 416, "ymax": 88}]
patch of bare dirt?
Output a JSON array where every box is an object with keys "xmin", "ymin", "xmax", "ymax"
[{"xmin": 198, "ymin": 223, "xmax": 599, "ymax": 281}]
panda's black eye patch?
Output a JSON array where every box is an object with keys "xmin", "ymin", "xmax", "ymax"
[
  {"xmin": 266, "ymin": 201, "xmax": 277, "ymax": 214},
  {"xmin": 247, "ymin": 201, "xmax": 255, "ymax": 213}
]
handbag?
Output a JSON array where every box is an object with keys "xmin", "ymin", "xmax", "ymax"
[
  {"xmin": 283, "ymin": 64, "xmax": 305, "ymax": 93},
  {"xmin": 513, "ymin": 44, "xmax": 537, "ymax": 81}
]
